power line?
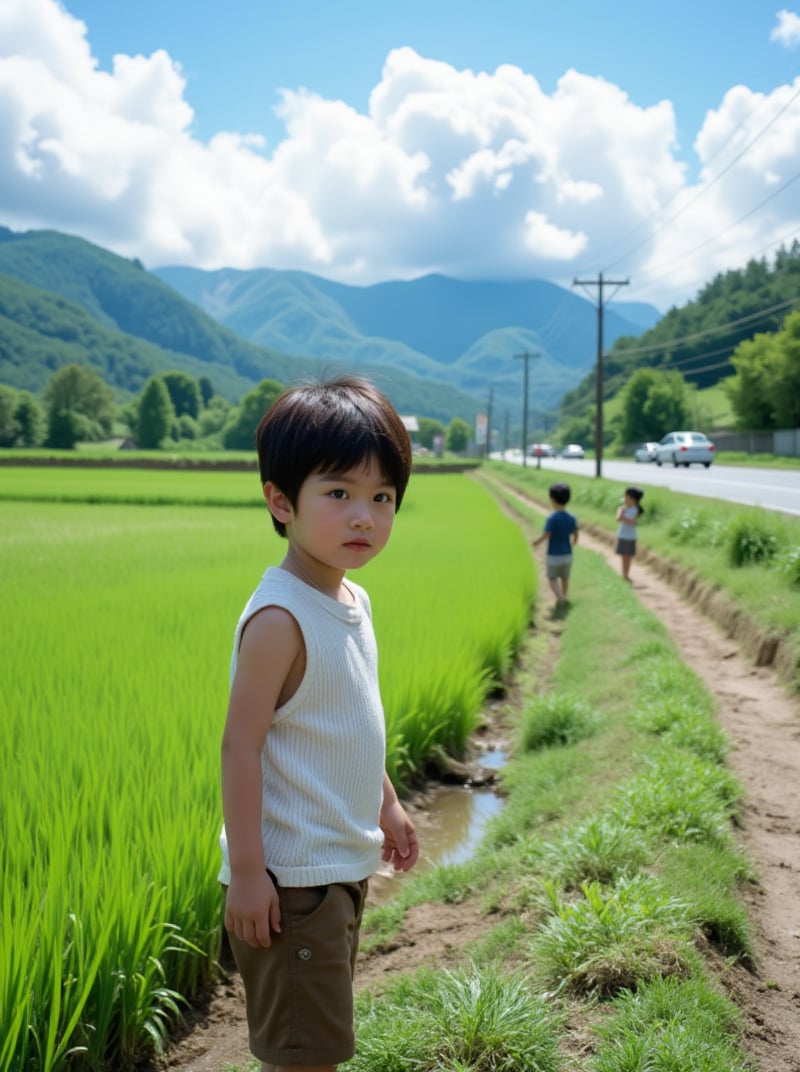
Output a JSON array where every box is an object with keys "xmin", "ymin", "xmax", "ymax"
[
  {"xmin": 605, "ymin": 296, "xmax": 798, "ymax": 360},
  {"xmin": 598, "ymin": 84, "xmax": 800, "ymax": 274},
  {"xmin": 634, "ymin": 169, "xmax": 800, "ymax": 292},
  {"xmin": 552, "ymin": 292, "xmax": 798, "ymax": 425},
  {"xmin": 610, "ymin": 228, "xmax": 800, "ymax": 320}
]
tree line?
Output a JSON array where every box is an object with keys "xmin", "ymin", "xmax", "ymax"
[{"xmin": 0, "ymin": 366, "xmax": 477, "ymax": 453}]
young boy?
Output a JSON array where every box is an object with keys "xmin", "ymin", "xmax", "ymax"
[
  {"xmin": 219, "ymin": 375, "xmax": 419, "ymax": 1072},
  {"xmin": 532, "ymin": 482, "xmax": 579, "ymax": 609}
]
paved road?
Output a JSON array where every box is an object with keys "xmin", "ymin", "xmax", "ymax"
[{"xmin": 494, "ymin": 451, "xmax": 800, "ymax": 516}]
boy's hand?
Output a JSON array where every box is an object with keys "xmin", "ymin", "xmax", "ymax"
[
  {"xmin": 379, "ymin": 799, "xmax": 420, "ymax": 872},
  {"xmin": 225, "ymin": 870, "xmax": 281, "ymax": 948}
]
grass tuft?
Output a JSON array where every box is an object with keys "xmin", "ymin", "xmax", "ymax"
[
  {"xmin": 727, "ymin": 513, "xmax": 780, "ymax": 567},
  {"xmin": 533, "ymin": 874, "xmax": 694, "ymax": 997},
  {"xmin": 347, "ymin": 967, "xmax": 563, "ymax": 1072},
  {"xmin": 591, "ymin": 975, "xmax": 748, "ymax": 1072},
  {"xmin": 542, "ymin": 815, "xmax": 651, "ymax": 888},
  {"xmin": 518, "ymin": 693, "xmax": 599, "ymax": 752}
]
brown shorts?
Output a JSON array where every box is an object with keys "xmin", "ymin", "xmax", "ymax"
[{"xmin": 227, "ymin": 878, "xmax": 368, "ymax": 1066}]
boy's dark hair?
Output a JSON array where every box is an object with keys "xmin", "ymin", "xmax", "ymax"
[
  {"xmin": 256, "ymin": 375, "xmax": 413, "ymax": 536},
  {"xmin": 625, "ymin": 486, "xmax": 645, "ymax": 513},
  {"xmin": 549, "ymin": 482, "xmax": 571, "ymax": 506}
]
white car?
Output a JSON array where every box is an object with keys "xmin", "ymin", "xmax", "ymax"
[
  {"xmin": 634, "ymin": 442, "xmax": 660, "ymax": 463},
  {"xmin": 527, "ymin": 443, "xmax": 557, "ymax": 458},
  {"xmin": 561, "ymin": 443, "xmax": 585, "ymax": 459},
  {"xmin": 655, "ymin": 431, "xmax": 716, "ymax": 468}
]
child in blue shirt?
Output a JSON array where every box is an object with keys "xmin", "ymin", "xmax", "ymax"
[{"xmin": 533, "ymin": 482, "xmax": 579, "ymax": 608}]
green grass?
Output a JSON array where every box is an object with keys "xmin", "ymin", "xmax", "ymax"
[
  {"xmin": 0, "ymin": 472, "xmax": 535, "ymax": 1072},
  {"xmin": 0, "ymin": 465, "xmax": 265, "ymax": 504},
  {"xmin": 341, "ymin": 492, "xmax": 757, "ymax": 1071},
  {"xmin": 483, "ymin": 461, "xmax": 800, "ymax": 685},
  {"xmin": 347, "ymin": 968, "xmax": 563, "ymax": 1072},
  {"xmin": 591, "ymin": 975, "xmax": 749, "ymax": 1072},
  {"xmin": 0, "ymin": 463, "xmax": 766, "ymax": 1071},
  {"xmin": 533, "ymin": 873, "xmax": 695, "ymax": 997},
  {"xmin": 517, "ymin": 693, "xmax": 600, "ymax": 751}
]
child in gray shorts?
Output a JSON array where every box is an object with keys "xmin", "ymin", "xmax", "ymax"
[{"xmin": 532, "ymin": 482, "xmax": 579, "ymax": 609}]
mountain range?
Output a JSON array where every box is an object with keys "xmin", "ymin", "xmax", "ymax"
[
  {"xmin": 156, "ymin": 265, "xmax": 661, "ymax": 422},
  {"xmin": 0, "ymin": 226, "xmax": 661, "ymax": 425}
]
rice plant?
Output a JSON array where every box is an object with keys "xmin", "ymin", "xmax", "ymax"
[{"xmin": 0, "ymin": 473, "xmax": 535, "ymax": 1071}]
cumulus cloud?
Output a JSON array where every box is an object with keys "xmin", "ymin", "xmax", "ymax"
[
  {"xmin": 0, "ymin": 0, "xmax": 799, "ymax": 308},
  {"xmin": 771, "ymin": 9, "xmax": 800, "ymax": 47}
]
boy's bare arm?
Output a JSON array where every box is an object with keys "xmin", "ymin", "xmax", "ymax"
[
  {"xmin": 379, "ymin": 772, "xmax": 419, "ymax": 872},
  {"xmin": 221, "ymin": 607, "xmax": 303, "ymax": 948}
]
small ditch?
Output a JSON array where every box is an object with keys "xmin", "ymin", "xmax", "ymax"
[{"xmin": 368, "ymin": 746, "xmax": 507, "ymax": 906}]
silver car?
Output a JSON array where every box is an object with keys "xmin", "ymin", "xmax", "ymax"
[
  {"xmin": 634, "ymin": 442, "xmax": 659, "ymax": 463},
  {"xmin": 655, "ymin": 431, "xmax": 716, "ymax": 468},
  {"xmin": 561, "ymin": 443, "xmax": 585, "ymax": 459}
]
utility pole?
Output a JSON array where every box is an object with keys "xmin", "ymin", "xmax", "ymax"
[
  {"xmin": 486, "ymin": 386, "xmax": 494, "ymax": 458},
  {"xmin": 504, "ymin": 410, "xmax": 510, "ymax": 457},
  {"xmin": 572, "ymin": 271, "xmax": 629, "ymax": 478},
  {"xmin": 514, "ymin": 351, "xmax": 539, "ymax": 468}
]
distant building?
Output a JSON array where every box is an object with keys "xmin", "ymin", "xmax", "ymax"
[{"xmin": 400, "ymin": 416, "xmax": 419, "ymax": 435}]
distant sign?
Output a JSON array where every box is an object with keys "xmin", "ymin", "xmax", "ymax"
[{"xmin": 475, "ymin": 414, "xmax": 488, "ymax": 446}]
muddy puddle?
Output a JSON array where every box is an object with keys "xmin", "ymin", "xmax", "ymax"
[{"xmin": 368, "ymin": 747, "xmax": 507, "ymax": 905}]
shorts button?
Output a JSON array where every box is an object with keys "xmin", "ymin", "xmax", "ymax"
[{"xmin": 297, "ymin": 947, "xmax": 312, "ymax": 960}]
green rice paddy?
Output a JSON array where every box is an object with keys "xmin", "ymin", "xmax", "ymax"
[{"xmin": 0, "ymin": 468, "xmax": 534, "ymax": 1071}]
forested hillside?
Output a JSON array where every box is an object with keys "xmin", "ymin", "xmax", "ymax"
[
  {"xmin": 0, "ymin": 273, "xmax": 269, "ymax": 400},
  {"xmin": 561, "ymin": 244, "xmax": 800, "ymax": 420},
  {"xmin": 0, "ymin": 229, "xmax": 484, "ymax": 421}
]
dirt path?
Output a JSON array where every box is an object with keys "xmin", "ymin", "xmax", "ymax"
[
  {"xmin": 573, "ymin": 519, "xmax": 800, "ymax": 1072},
  {"xmin": 160, "ymin": 495, "xmax": 800, "ymax": 1072}
]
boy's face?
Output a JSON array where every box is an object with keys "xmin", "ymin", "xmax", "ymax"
[{"xmin": 277, "ymin": 456, "xmax": 397, "ymax": 571}]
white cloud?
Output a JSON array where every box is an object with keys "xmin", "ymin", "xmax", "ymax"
[
  {"xmin": 0, "ymin": 0, "xmax": 799, "ymax": 309},
  {"xmin": 771, "ymin": 9, "xmax": 800, "ymax": 47},
  {"xmin": 523, "ymin": 211, "xmax": 586, "ymax": 259}
]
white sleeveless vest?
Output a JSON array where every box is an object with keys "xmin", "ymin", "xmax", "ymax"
[{"xmin": 218, "ymin": 567, "xmax": 386, "ymax": 887}]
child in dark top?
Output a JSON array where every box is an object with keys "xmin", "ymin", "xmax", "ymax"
[
  {"xmin": 532, "ymin": 482, "xmax": 579, "ymax": 608},
  {"xmin": 615, "ymin": 486, "xmax": 645, "ymax": 583}
]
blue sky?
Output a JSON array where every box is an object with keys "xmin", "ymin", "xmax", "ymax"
[
  {"xmin": 2, "ymin": 0, "xmax": 799, "ymax": 310},
  {"xmin": 64, "ymin": 0, "xmax": 796, "ymax": 163}
]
